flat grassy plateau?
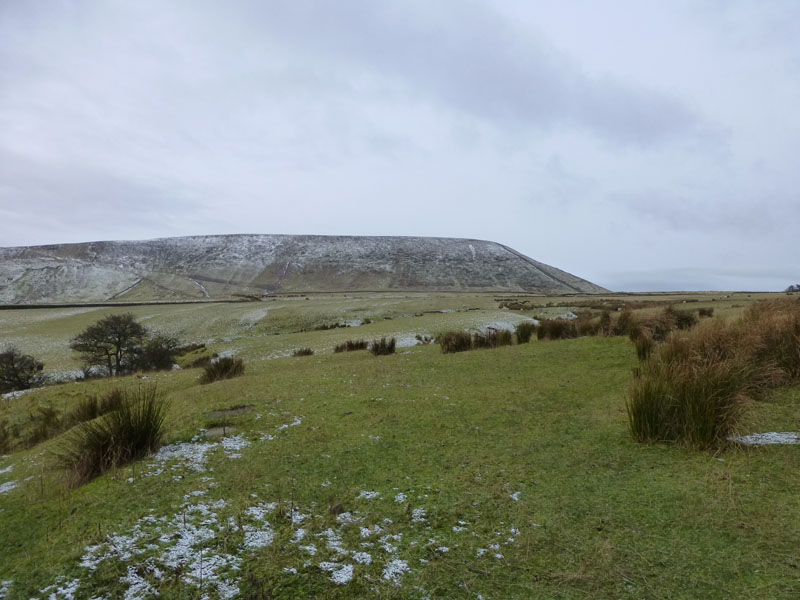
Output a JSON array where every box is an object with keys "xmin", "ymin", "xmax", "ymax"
[{"xmin": 1, "ymin": 292, "xmax": 799, "ymax": 599}]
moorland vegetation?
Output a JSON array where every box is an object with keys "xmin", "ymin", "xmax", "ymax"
[{"xmin": 1, "ymin": 292, "xmax": 799, "ymax": 598}]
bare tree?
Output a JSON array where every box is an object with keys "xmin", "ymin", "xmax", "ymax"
[{"xmin": 69, "ymin": 313, "xmax": 148, "ymax": 376}]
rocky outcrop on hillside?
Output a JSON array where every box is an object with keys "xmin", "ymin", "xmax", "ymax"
[{"xmin": 0, "ymin": 235, "xmax": 606, "ymax": 303}]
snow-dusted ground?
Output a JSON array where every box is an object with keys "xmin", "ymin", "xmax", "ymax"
[
  {"xmin": 29, "ymin": 414, "xmax": 524, "ymax": 599},
  {"xmin": 729, "ymin": 432, "xmax": 800, "ymax": 445}
]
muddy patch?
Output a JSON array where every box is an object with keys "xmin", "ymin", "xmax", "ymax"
[{"xmin": 205, "ymin": 426, "xmax": 238, "ymax": 437}]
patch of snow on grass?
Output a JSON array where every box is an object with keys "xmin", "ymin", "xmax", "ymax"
[
  {"xmin": 39, "ymin": 577, "xmax": 80, "ymax": 599},
  {"xmin": 243, "ymin": 525, "xmax": 274, "ymax": 549},
  {"xmin": 0, "ymin": 481, "xmax": 19, "ymax": 495},
  {"xmin": 394, "ymin": 492, "xmax": 407, "ymax": 503},
  {"xmin": 730, "ymin": 432, "xmax": 800, "ymax": 445},
  {"xmin": 278, "ymin": 416, "xmax": 303, "ymax": 430},
  {"xmin": 0, "ymin": 465, "xmax": 13, "ymax": 475},
  {"xmin": 336, "ymin": 512, "xmax": 363, "ymax": 525},
  {"xmin": 0, "ymin": 581, "xmax": 11, "ymax": 599},
  {"xmin": 360, "ymin": 524, "xmax": 382, "ymax": 538},
  {"xmin": 151, "ymin": 441, "xmax": 217, "ymax": 473},
  {"xmin": 290, "ymin": 528, "xmax": 307, "ymax": 543},
  {"xmin": 382, "ymin": 559, "xmax": 410, "ymax": 585},
  {"xmin": 352, "ymin": 551, "xmax": 372, "ymax": 565},
  {"xmin": 358, "ymin": 490, "xmax": 380, "ymax": 500},
  {"xmin": 509, "ymin": 491, "xmax": 521, "ymax": 501},
  {"xmin": 411, "ymin": 508, "xmax": 426, "ymax": 523},
  {"xmin": 221, "ymin": 434, "xmax": 251, "ymax": 458},
  {"xmin": 120, "ymin": 566, "xmax": 158, "ymax": 600},
  {"xmin": 319, "ymin": 562, "xmax": 354, "ymax": 585}
]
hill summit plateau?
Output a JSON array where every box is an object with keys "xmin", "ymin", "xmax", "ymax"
[{"xmin": 0, "ymin": 235, "xmax": 606, "ymax": 303}]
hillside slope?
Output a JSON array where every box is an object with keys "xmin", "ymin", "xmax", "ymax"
[{"xmin": 0, "ymin": 235, "xmax": 606, "ymax": 303}]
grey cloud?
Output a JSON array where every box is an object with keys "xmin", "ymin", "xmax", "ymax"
[
  {"xmin": 602, "ymin": 266, "xmax": 796, "ymax": 293},
  {"xmin": 0, "ymin": 151, "xmax": 206, "ymax": 246},
  {"xmin": 226, "ymin": 0, "xmax": 702, "ymax": 145},
  {"xmin": 613, "ymin": 190, "xmax": 800, "ymax": 234}
]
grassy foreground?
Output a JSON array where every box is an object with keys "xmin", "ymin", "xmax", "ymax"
[{"xmin": 0, "ymin": 294, "xmax": 799, "ymax": 598}]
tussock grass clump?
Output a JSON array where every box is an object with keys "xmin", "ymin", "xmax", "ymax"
[
  {"xmin": 439, "ymin": 331, "xmax": 472, "ymax": 354},
  {"xmin": 201, "ymin": 356, "xmax": 245, "ymax": 384},
  {"xmin": 55, "ymin": 386, "xmax": 168, "ymax": 486},
  {"xmin": 627, "ymin": 299, "xmax": 800, "ymax": 448},
  {"xmin": 369, "ymin": 337, "xmax": 396, "ymax": 356},
  {"xmin": 496, "ymin": 329, "xmax": 513, "ymax": 346},
  {"xmin": 292, "ymin": 348, "xmax": 314, "ymax": 357},
  {"xmin": 612, "ymin": 309, "xmax": 636, "ymax": 336},
  {"xmin": 537, "ymin": 319, "xmax": 578, "ymax": 340},
  {"xmin": 334, "ymin": 339, "xmax": 368, "ymax": 353},
  {"xmin": 514, "ymin": 321, "xmax": 536, "ymax": 344},
  {"xmin": 69, "ymin": 388, "xmax": 125, "ymax": 425},
  {"xmin": 698, "ymin": 307, "xmax": 714, "ymax": 318},
  {"xmin": 629, "ymin": 327, "xmax": 655, "ymax": 361},
  {"xmin": 471, "ymin": 331, "xmax": 491, "ymax": 349}
]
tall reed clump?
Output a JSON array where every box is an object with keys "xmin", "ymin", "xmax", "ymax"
[
  {"xmin": 55, "ymin": 386, "xmax": 168, "ymax": 486},
  {"xmin": 439, "ymin": 331, "xmax": 472, "ymax": 354},
  {"xmin": 292, "ymin": 348, "xmax": 314, "ymax": 357},
  {"xmin": 627, "ymin": 299, "xmax": 800, "ymax": 448},
  {"xmin": 334, "ymin": 339, "xmax": 368, "ymax": 353},
  {"xmin": 537, "ymin": 319, "xmax": 578, "ymax": 341},
  {"xmin": 369, "ymin": 337, "xmax": 396, "ymax": 356},
  {"xmin": 515, "ymin": 321, "xmax": 536, "ymax": 344},
  {"xmin": 200, "ymin": 356, "xmax": 245, "ymax": 384},
  {"xmin": 68, "ymin": 388, "xmax": 126, "ymax": 425}
]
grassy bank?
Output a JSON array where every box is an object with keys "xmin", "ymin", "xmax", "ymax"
[{"xmin": 0, "ymin": 293, "xmax": 798, "ymax": 598}]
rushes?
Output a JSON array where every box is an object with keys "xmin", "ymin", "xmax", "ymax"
[
  {"xmin": 627, "ymin": 299, "xmax": 800, "ymax": 448},
  {"xmin": 55, "ymin": 386, "xmax": 168, "ymax": 486},
  {"xmin": 514, "ymin": 321, "xmax": 536, "ymax": 344},
  {"xmin": 201, "ymin": 357, "xmax": 245, "ymax": 384},
  {"xmin": 369, "ymin": 337, "xmax": 396, "ymax": 356},
  {"xmin": 438, "ymin": 331, "xmax": 473, "ymax": 354},
  {"xmin": 334, "ymin": 340, "xmax": 368, "ymax": 353}
]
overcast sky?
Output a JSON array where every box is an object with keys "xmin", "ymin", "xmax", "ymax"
[{"xmin": 1, "ymin": 1, "xmax": 798, "ymax": 291}]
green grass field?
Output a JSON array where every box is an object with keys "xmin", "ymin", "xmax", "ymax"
[{"xmin": 1, "ymin": 292, "xmax": 799, "ymax": 599}]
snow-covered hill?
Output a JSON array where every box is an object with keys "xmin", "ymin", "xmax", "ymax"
[{"xmin": 0, "ymin": 235, "xmax": 607, "ymax": 303}]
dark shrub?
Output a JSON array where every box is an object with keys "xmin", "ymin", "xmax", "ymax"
[
  {"xmin": 56, "ymin": 386, "xmax": 168, "ymax": 486},
  {"xmin": 369, "ymin": 337, "xmax": 396, "ymax": 356},
  {"xmin": 201, "ymin": 356, "xmax": 245, "ymax": 384},
  {"xmin": 292, "ymin": 348, "xmax": 314, "ymax": 357},
  {"xmin": 133, "ymin": 334, "xmax": 181, "ymax": 371},
  {"xmin": 334, "ymin": 339, "xmax": 368, "ymax": 353},
  {"xmin": 0, "ymin": 420, "xmax": 10, "ymax": 454},
  {"xmin": 0, "ymin": 347, "xmax": 44, "ymax": 393},
  {"xmin": 537, "ymin": 319, "xmax": 578, "ymax": 340},
  {"xmin": 629, "ymin": 327, "xmax": 654, "ymax": 361},
  {"xmin": 189, "ymin": 355, "xmax": 213, "ymax": 369},
  {"xmin": 665, "ymin": 307, "xmax": 698, "ymax": 330},
  {"xmin": 577, "ymin": 316, "xmax": 600, "ymax": 337},
  {"xmin": 698, "ymin": 307, "xmax": 714, "ymax": 318},
  {"xmin": 612, "ymin": 309, "xmax": 635, "ymax": 336},
  {"xmin": 598, "ymin": 311, "xmax": 612, "ymax": 336},
  {"xmin": 515, "ymin": 322, "xmax": 536, "ymax": 344},
  {"xmin": 497, "ymin": 329, "xmax": 513, "ymax": 346},
  {"xmin": 439, "ymin": 331, "xmax": 472, "ymax": 354},
  {"xmin": 472, "ymin": 331, "xmax": 491, "ymax": 348}
]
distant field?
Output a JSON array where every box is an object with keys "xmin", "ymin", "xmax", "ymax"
[{"xmin": 1, "ymin": 291, "xmax": 798, "ymax": 598}]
